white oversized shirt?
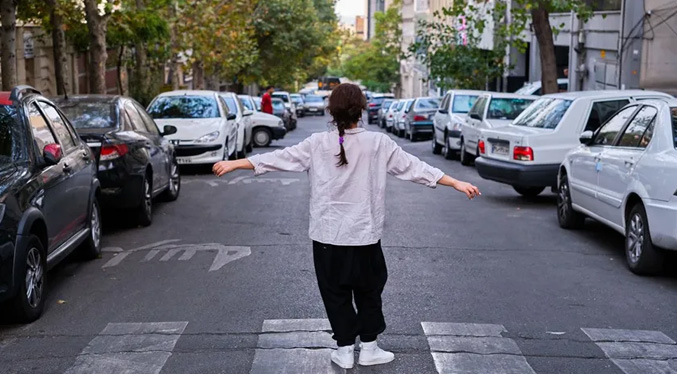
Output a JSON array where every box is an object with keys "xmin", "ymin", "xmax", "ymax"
[{"xmin": 247, "ymin": 128, "xmax": 445, "ymax": 246}]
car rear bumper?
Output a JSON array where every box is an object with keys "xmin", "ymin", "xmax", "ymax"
[
  {"xmin": 270, "ymin": 127, "xmax": 287, "ymax": 140},
  {"xmin": 475, "ymin": 157, "xmax": 559, "ymax": 187},
  {"xmin": 410, "ymin": 122, "xmax": 433, "ymax": 133},
  {"xmin": 368, "ymin": 110, "xmax": 379, "ymax": 119},
  {"xmin": 645, "ymin": 199, "xmax": 677, "ymax": 250}
]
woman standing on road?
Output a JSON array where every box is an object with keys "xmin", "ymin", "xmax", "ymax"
[{"xmin": 212, "ymin": 83, "xmax": 480, "ymax": 369}]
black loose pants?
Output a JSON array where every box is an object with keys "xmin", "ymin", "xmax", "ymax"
[{"xmin": 313, "ymin": 241, "xmax": 388, "ymax": 347}]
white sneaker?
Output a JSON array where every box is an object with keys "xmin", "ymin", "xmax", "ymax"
[
  {"xmin": 331, "ymin": 345, "xmax": 354, "ymax": 369},
  {"xmin": 358, "ymin": 340, "xmax": 395, "ymax": 366}
]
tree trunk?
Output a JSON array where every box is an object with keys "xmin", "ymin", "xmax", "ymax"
[
  {"xmin": 0, "ymin": 0, "xmax": 17, "ymax": 90},
  {"xmin": 49, "ymin": 0, "xmax": 70, "ymax": 96},
  {"xmin": 84, "ymin": 0, "xmax": 109, "ymax": 94},
  {"xmin": 193, "ymin": 60, "xmax": 204, "ymax": 89},
  {"xmin": 133, "ymin": 0, "xmax": 150, "ymax": 102},
  {"xmin": 531, "ymin": 2, "xmax": 558, "ymax": 94},
  {"xmin": 117, "ymin": 46, "xmax": 125, "ymax": 95},
  {"xmin": 169, "ymin": 2, "xmax": 180, "ymax": 90}
]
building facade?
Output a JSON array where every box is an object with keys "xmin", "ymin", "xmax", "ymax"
[
  {"xmin": 400, "ymin": 0, "xmax": 435, "ymax": 98},
  {"xmin": 365, "ymin": 0, "xmax": 394, "ymax": 40}
]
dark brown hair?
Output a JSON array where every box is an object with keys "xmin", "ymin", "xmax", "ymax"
[{"xmin": 326, "ymin": 83, "xmax": 367, "ymax": 166}]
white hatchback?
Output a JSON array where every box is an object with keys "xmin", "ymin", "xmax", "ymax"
[
  {"xmin": 432, "ymin": 90, "xmax": 484, "ymax": 159},
  {"xmin": 147, "ymin": 90, "xmax": 237, "ymax": 165},
  {"xmin": 475, "ymin": 90, "xmax": 673, "ymax": 197},
  {"xmin": 220, "ymin": 92, "xmax": 253, "ymax": 158},
  {"xmin": 558, "ymin": 99, "xmax": 677, "ymax": 275}
]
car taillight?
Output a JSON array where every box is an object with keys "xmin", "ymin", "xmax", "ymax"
[
  {"xmin": 478, "ymin": 140, "xmax": 485, "ymax": 154},
  {"xmin": 413, "ymin": 115, "xmax": 427, "ymax": 121},
  {"xmin": 513, "ymin": 146, "xmax": 533, "ymax": 161},
  {"xmin": 100, "ymin": 144, "xmax": 128, "ymax": 161},
  {"xmin": 369, "ymin": 103, "xmax": 377, "ymax": 107}
]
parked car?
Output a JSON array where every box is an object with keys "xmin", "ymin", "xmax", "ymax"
[
  {"xmin": 272, "ymin": 98, "xmax": 293, "ymax": 130},
  {"xmin": 378, "ymin": 98, "xmax": 395, "ymax": 128},
  {"xmin": 385, "ymin": 100, "xmax": 401, "ymax": 132},
  {"xmin": 0, "ymin": 86, "xmax": 101, "ymax": 322},
  {"xmin": 515, "ymin": 78, "xmax": 569, "ymax": 96},
  {"xmin": 219, "ymin": 92, "xmax": 253, "ymax": 159},
  {"xmin": 459, "ymin": 92, "xmax": 537, "ymax": 165},
  {"xmin": 394, "ymin": 99, "xmax": 414, "ymax": 137},
  {"xmin": 558, "ymin": 99, "xmax": 677, "ymax": 275},
  {"xmin": 56, "ymin": 95, "xmax": 180, "ymax": 227},
  {"xmin": 475, "ymin": 90, "xmax": 673, "ymax": 197},
  {"xmin": 291, "ymin": 94, "xmax": 305, "ymax": 117},
  {"xmin": 367, "ymin": 94, "xmax": 395, "ymax": 124},
  {"xmin": 271, "ymin": 91, "xmax": 298, "ymax": 127},
  {"xmin": 403, "ymin": 96, "xmax": 440, "ymax": 141},
  {"xmin": 146, "ymin": 90, "xmax": 237, "ymax": 165},
  {"xmin": 432, "ymin": 89, "xmax": 483, "ymax": 159},
  {"xmin": 303, "ymin": 94, "xmax": 326, "ymax": 116},
  {"xmin": 238, "ymin": 94, "xmax": 287, "ymax": 147}
]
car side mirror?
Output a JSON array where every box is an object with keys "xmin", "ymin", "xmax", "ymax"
[
  {"xmin": 470, "ymin": 113, "xmax": 481, "ymax": 120},
  {"xmin": 438, "ymin": 109, "xmax": 448, "ymax": 114},
  {"xmin": 243, "ymin": 110, "xmax": 253, "ymax": 117},
  {"xmin": 579, "ymin": 130, "xmax": 594, "ymax": 145},
  {"xmin": 162, "ymin": 125, "xmax": 177, "ymax": 136},
  {"xmin": 226, "ymin": 113, "xmax": 237, "ymax": 121},
  {"xmin": 43, "ymin": 143, "xmax": 62, "ymax": 165}
]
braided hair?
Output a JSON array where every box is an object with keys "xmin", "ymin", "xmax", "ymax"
[{"xmin": 326, "ymin": 83, "xmax": 367, "ymax": 166}]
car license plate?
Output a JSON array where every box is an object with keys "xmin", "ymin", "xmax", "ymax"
[
  {"xmin": 492, "ymin": 143, "xmax": 509, "ymax": 156},
  {"xmin": 309, "ymin": 108, "xmax": 317, "ymax": 111},
  {"xmin": 177, "ymin": 158, "xmax": 192, "ymax": 164}
]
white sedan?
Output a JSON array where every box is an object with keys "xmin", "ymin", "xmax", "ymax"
[
  {"xmin": 558, "ymin": 99, "xmax": 677, "ymax": 275},
  {"xmin": 238, "ymin": 95, "xmax": 287, "ymax": 147}
]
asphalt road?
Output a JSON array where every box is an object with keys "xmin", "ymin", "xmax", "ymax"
[{"xmin": 1, "ymin": 114, "xmax": 676, "ymax": 374}]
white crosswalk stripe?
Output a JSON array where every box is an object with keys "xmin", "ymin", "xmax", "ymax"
[
  {"xmin": 249, "ymin": 319, "xmax": 344, "ymax": 374},
  {"xmin": 582, "ymin": 328, "xmax": 677, "ymax": 374},
  {"xmin": 422, "ymin": 322, "xmax": 537, "ymax": 374},
  {"xmin": 64, "ymin": 322, "xmax": 188, "ymax": 374}
]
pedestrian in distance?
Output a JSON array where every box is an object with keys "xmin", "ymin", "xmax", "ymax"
[
  {"xmin": 212, "ymin": 83, "xmax": 480, "ymax": 370},
  {"xmin": 261, "ymin": 85, "xmax": 274, "ymax": 115}
]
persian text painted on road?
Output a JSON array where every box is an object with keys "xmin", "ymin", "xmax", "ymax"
[
  {"xmin": 183, "ymin": 177, "xmax": 300, "ymax": 187},
  {"xmin": 101, "ymin": 240, "xmax": 251, "ymax": 272}
]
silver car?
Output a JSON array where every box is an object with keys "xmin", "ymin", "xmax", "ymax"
[
  {"xmin": 403, "ymin": 97, "xmax": 440, "ymax": 141},
  {"xmin": 303, "ymin": 94, "xmax": 326, "ymax": 116},
  {"xmin": 394, "ymin": 99, "xmax": 414, "ymax": 138}
]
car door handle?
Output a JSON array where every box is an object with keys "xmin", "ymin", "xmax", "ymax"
[
  {"xmin": 63, "ymin": 163, "xmax": 72, "ymax": 174},
  {"xmin": 81, "ymin": 150, "xmax": 90, "ymax": 161},
  {"xmin": 625, "ymin": 161, "xmax": 634, "ymax": 168}
]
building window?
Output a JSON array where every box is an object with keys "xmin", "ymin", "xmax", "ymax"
[
  {"xmin": 586, "ymin": 0, "xmax": 622, "ymax": 11},
  {"xmin": 376, "ymin": 0, "xmax": 385, "ymax": 12}
]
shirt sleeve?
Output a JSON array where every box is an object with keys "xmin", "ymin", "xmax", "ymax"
[
  {"xmin": 384, "ymin": 135, "xmax": 444, "ymax": 188},
  {"xmin": 248, "ymin": 134, "xmax": 314, "ymax": 175}
]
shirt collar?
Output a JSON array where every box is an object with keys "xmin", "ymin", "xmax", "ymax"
[{"xmin": 343, "ymin": 128, "xmax": 365, "ymax": 134}]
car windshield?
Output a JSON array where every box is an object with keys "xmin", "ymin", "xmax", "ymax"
[
  {"xmin": 239, "ymin": 96, "xmax": 254, "ymax": 111},
  {"xmin": 371, "ymin": 97, "xmax": 387, "ymax": 105},
  {"xmin": 272, "ymin": 94, "xmax": 289, "ymax": 103},
  {"xmin": 147, "ymin": 96, "xmax": 219, "ymax": 119},
  {"xmin": 221, "ymin": 96, "xmax": 238, "ymax": 114},
  {"xmin": 415, "ymin": 98, "xmax": 440, "ymax": 110},
  {"xmin": 0, "ymin": 105, "xmax": 21, "ymax": 163},
  {"xmin": 305, "ymin": 95, "xmax": 323, "ymax": 103},
  {"xmin": 670, "ymin": 108, "xmax": 677, "ymax": 149},
  {"xmin": 451, "ymin": 95, "xmax": 478, "ymax": 113},
  {"xmin": 515, "ymin": 84, "xmax": 538, "ymax": 95},
  {"xmin": 291, "ymin": 97, "xmax": 303, "ymax": 104},
  {"xmin": 272, "ymin": 100, "xmax": 285, "ymax": 111},
  {"xmin": 382, "ymin": 99, "xmax": 393, "ymax": 108},
  {"xmin": 58, "ymin": 101, "xmax": 115, "ymax": 129},
  {"xmin": 487, "ymin": 98, "xmax": 535, "ymax": 120},
  {"xmin": 512, "ymin": 98, "xmax": 572, "ymax": 129}
]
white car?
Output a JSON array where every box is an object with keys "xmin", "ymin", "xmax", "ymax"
[
  {"xmin": 475, "ymin": 90, "xmax": 673, "ymax": 197},
  {"xmin": 432, "ymin": 90, "xmax": 484, "ymax": 159},
  {"xmin": 238, "ymin": 95, "xmax": 287, "ymax": 147},
  {"xmin": 147, "ymin": 90, "xmax": 237, "ymax": 164},
  {"xmin": 515, "ymin": 78, "xmax": 569, "ymax": 96},
  {"xmin": 459, "ymin": 92, "xmax": 537, "ymax": 165},
  {"xmin": 219, "ymin": 92, "xmax": 253, "ymax": 159},
  {"xmin": 385, "ymin": 100, "xmax": 402, "ymax": 132},
  {"xmin": 558, "ymin": 99, "xmax": 677, "ymax": 275},
  {"xmin": 271, "ymin": 91, "xmax": 298, "ymax": 124},
  {"xmin": 394, "ymin": 99, "xmax": 414, "ymax": 138}
]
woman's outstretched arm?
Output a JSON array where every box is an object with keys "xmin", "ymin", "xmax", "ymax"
[
  {"xmin": 213, "ymin": 159, "xmax": 254, "ymax": 177},
  {"xmin": 437, "ymin": 174, "xmax": 481, "ymax": 200}
]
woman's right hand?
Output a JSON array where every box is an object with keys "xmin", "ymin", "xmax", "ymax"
[{"xmin": 213, "ymin": 161, "xmax": 235, "ymax": 177}]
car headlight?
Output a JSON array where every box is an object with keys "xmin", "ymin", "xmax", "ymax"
[
  {"xmin": 278, "ymin": 120, "xmax": 284, "ymax": 127},
  {"xmin": 452, "ymin": 122, "xmax": 462, "ymax": 131},
  {"xmin": 194, "ymin": 131, "xmax": 220, "ymax": 143}
]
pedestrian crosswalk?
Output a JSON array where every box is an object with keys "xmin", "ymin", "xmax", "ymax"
[{"xmin": 50, "ymin": 319, "xmax": 677, "ymax": 374}]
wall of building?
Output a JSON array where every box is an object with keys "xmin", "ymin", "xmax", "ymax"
[{"xmin": 640, "ymin": 0, "xmax": 677, "ymax": 95}]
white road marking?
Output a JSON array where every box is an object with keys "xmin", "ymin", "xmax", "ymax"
[
  {"xmin": 250, "ymin": 319, "xmax": 343, "ymax": 374},
  {"xmin": 183, "ymin": 177, "xmax": 300, "ymax": 187},
  {"xmin": 582, "ymin": 328, "xmax": 677, "ymax": 374},
  {"xmin": 101, "ymin": 240, "xmax": 251, "ymax": 272},
  {"xmin": 64, "ymin": 322, "xmax": 187, "ymax": 374},
  {"xmin": 422, "ymin": 322, "xmax": 536, "ymax": 374},
  {"xmin": 228, "ymin": 176, "xmax": 248, "ymax": 184}
]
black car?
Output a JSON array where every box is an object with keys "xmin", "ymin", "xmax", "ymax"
[
  {"xmin": 0, "ymin": 86, "xmax": 101, "ymax": 322},
  {"xmin": 367, "ymin": 94, "xmax": 395, "ymax": 124},
  {"xmin": 55, "ymin": 95, "xmax": 180, "ymax": 227}
]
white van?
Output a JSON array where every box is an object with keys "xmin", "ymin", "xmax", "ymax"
[{"xmin": 475, "ymin": 90, "xmax": 673, "ymax": 197}]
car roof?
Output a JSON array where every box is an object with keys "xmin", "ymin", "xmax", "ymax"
[
  {"xmin": 53, "ymin": 95, "xmax": 122, "ymax": 105},
  {"xmin": 481, "ymin": 92, "xmax": 538, "ymax": 99},
  {"xmin": 414, "ymin": 96, "xmax": 439, "ymax": 101},
  {"xmin": 272, "ymin": 91, "xmax": 289, "ymax": 95},
  {"xmin": 157, "ymin": 90, "xmax": 217, "ymax": 97},
  {"xmin": 445, "ymin": 89, "xmax": 487, "ymax": 96},
  {"xmin": 272, "ymin": 98, "xmax": 284, "ymax": 102},
  {"xmin": 373, "ymin": 93, "xmax": 394, "ymax": 98},
  {"xmin": 218, "ymin": 92, "xmax": 237, "ymax": 97},
  {"xmin": 637, "ymin": 98, "xmax": 677, "ymax": 107},
  {"xmin": 542, "ymin": 90, "xmax": 673, "ymax": 101}
]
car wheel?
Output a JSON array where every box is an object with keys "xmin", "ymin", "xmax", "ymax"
[
  {"xmin": 626, "ymin": 203, "xmax": 663, "ymax": 275},
  {"xmin": 80, "ymin": 197, "xmax": 102, "ymax": 259},
  {"xmin": 557, "ymin": 174, "xmax": 585, "ymax": 229},
  {"xmin": 161, "ymin": 158, "xmax": 181, "ymax": 202},
  {"xmin": 236, "ymin": 141, "xmax": 246, "ymax": 159},
  {"xmin": 513, "ymin": 186, "xmax": 545, "ymax": 197},
  {"xmin": 253, "ymin": 128, "xmax": 272, "ymax": 147},
  {"xmin": 460, "ymin": 140, "xmax": 473, "ymax": 166},
  {"xmin": 9, "ymin": 235, "xmax": 46, "ymax": 323},
  {"xmin": 443, "ymin": 134, "xmax": 455, "ymax": 160},
  {"xmin": 136, "ymin": 174, "xmax": 152, "ymax": 227},
  {"xmin": 432, "ymin": 131, "xmax": 442, "ymax": 155}
]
